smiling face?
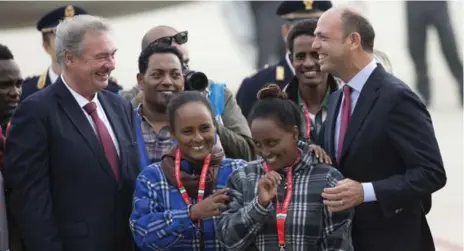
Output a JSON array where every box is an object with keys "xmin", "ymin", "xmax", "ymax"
[
  {"xmin": 66, "ymin": 31, "xmax": 117, "ymax": 93},
  {"xmin": 0, "ymin": 59, "xmax": 22, "ymax": 121},
  {"xmin": 251, "ymin": 117, "xmax": 299, "ymax": 171},
  {"xmin": 172, "ymin": 101, "xmax": 216, "ymax": 161},
  {"xmin": 139, "ymin": 52, "xmax": 184, "ymax": 112},
  {"xmin": 291, "ymin": 34, "xmax": 328, "ymax": 89},
  {"xmin": 313, "ymin": 10, "xmax": 351, "ymax": 77}
]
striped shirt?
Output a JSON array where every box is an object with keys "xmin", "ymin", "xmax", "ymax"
[
  {"xmin": 130, "ymin": 158, "xmax": 247, "ymax": 251},
  {"xmin": 216, "ymin": 141, "xmax": 354, "ymax": 251}
]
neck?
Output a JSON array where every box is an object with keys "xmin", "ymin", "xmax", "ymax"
[
  {"xmin": 51, "ymin": 62, "xmax": 62, "ymax": 76},
  {"xmin": 0, "ymin": 116, "xmax": 9, "ymax": 127},
  {"xmin": 142, "ymin": 100, "xmax": 168, "ymax": 123},
  {"xmin": 300, "ymin": 82, "xmax": 329, "ymax": 109},
  {"xmin": 62, "ymin": 71, "xmax": 96, "ymax": 101},
  {"xmin": 339, "ymin": 52, "xmax": 373, "ymax": 83},
  {"xmin": 274, "ymin": 148, "xmax": 299, "ymax": 172}
]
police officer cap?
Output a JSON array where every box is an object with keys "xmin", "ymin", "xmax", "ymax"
[
  {"xmin": 37, "ymin": 5, "xmax": 88, "ymax": 33},
  {"xmin": 276, "ymin": 1, "xmax": 333, "ymax": 21}
]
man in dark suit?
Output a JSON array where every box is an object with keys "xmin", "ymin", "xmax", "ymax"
[
  {"xmin": 313, "ymin": 7, "xmax": 446, "ymax": 251},
  {"xmin": 236, "ymin": 0, "xmax": 333, "ymax": 119},
  {"xmin": 4, "ymin": 14, "xmax": 140, "ymax": 251},
  {"xmin": 21, "ymin": 5, "xmax": 122, "ymax": 102}
]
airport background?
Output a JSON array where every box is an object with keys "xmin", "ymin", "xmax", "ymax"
[{"xmin": 0, "ymin": 1, "xmax": 462, "ymax": 250}]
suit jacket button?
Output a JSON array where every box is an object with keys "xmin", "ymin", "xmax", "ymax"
[{"xmin": 395, "ymin": 208, "xmax": 403, "ymax": 214}]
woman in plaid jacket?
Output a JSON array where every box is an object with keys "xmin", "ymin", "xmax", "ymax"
[{"xmin": 217, "ymin": 85, "xmax": 354, "ymax": 251}]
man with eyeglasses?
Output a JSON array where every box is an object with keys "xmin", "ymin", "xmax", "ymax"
[
  {"xmin": 132, "ymin": 25, "xmax": 255, "ymax": 162},
  {"xmin": 20, "ymin": 5, "xmax": 123, "ymax": 102}
]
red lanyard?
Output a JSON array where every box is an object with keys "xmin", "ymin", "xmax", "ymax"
[
  {"xmin": 174, "ymin": 148, "xmax": 211, "ymax": 222},
  {"xmin": 301, "ymin": 98, "xmax": 312, "ymax": 141},
  {"xmin": 262, "ymin": 152, "xmax": 301, "ymax": 250}
]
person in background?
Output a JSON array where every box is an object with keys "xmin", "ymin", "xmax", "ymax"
[
  {"xmin": 282, "ymin": 19, "xmax": 339, "ymax": 145},
  {"xmin": 217, "ymin": 85, "xmax": 353, "ymax": 251},
  {"xmin": 4, "ymin": 15, "xmax": 139, "ymax": 251},
  {"xmin": 0, "ymin": 43, "xmax": 22, "ymax": 251},
  {"xmin": 133, "ymin": 44, "xmax": 185, "ymax": 167},
  {"xmin": 313, "ymin": 7, "xmax": 446, "ymax": 251},
  {"xmin": 130, "ymin": 90, "xmax": 248, "ymax": 251},
  {"xmin": 236, "ymin": 0, "xmax": 333, "ymax": 119},
  {"xmin": 21, "ymin": 5, "xmax": 122, "ymax": 102},
  {"xmin": 248, "ymin": 1, "xmax": 287, "ymax": 68},
  {"xmin": 136, "ymin": 25, "xmax": 255, "ymax": 161},
  {"xmin": 406, "ymin": 1, "xmax": 463, "ymax": 107}
]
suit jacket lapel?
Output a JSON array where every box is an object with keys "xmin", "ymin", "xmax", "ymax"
[
  {"xmin": 53, "ymin": 79, "xmax": 117, "ymax": 182},
  {"xmin": 339, "ymin": 65, "xmax": 384, "ymax": 162},
  {"xmin": 324, "ymin": 89, "xmax": 342, "ymax": 158}
]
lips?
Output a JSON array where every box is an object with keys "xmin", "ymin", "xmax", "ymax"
[
  {"xmin": 96, "ymin": 72, "xmax": 109, "ymax": 81},
  {"xmin": 302, "ymin": 70, "xmax": 319, "ymax": 78},
  {"xmin": 263, "ymin": 155, "xmax": 277, "ymax": 164},
  {"xmin": 192, "ymin": 145, "xmax": 204, "ymax": 151}
]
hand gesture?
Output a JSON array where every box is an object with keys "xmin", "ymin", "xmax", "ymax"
[
  {"xmin": 189, "ymin": 188, "xmax": 230, "ymax": 221},
  {"xmin": 258, "ymin": 171, "xmax": 282, "ymax": 207}
]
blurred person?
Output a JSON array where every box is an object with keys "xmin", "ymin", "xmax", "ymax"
[
  {"xmin": 313, "ymin": 7, "xmax": 446, "ymax": 251},
  {"xmin": 0, "ymin": 44, "xmax": 22, "ymax": 251},
  {"xmin": 217, "ymin": 85, "xmax": 353, "ymax": 251},
  {"xmin": 283, "ymin": 19, "xmax": 340, "ymax": 145},
  {"xmin": 249, "ymin": 1, "xmax": 287, "ymax": 68},
  {"xmin": 137, "ymin": 25, "xmax": 255, "ymax": 161},
  {"xmin": 130, "ymin": 90, "xmax": 248, "ymax": 251},
  {"xmin": 406, "ymin": 1, "xmax": 463, "ymax": 107},
  {"xmin": 21, "ymin": 5, "xmax": 122, "ymax": 102},
  {"xmin": 236, "ymin": 0, "xmax": 333, "ymax": 119},
  {"xmin": 4, "ymin": 15, "xmax": 140, "ymax": 251}
]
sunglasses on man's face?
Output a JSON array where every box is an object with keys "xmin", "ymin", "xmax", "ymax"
[{"xmin": 153, "ymin": 31, "xmax": 188, "ymax": 46}]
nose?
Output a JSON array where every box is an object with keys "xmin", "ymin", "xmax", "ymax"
[
  {"xmin": 161, "ymin": 74, "xmax": 174, "ymax": 87},
  {"xmin": 105, "ymin": 55, "xmax": 116, "ymax": 71},
  {"xmin": 7, "ymin": 85, "xmax": 20, "ymax": 99},
  {"xmin": 303, "ymin": 56, "xmax": 316, "ymax": 68},
  {"xmin": 192, "ymin": 131, "xmax": 203, "ymax": 142},
  {"xmin": 312, "ymin": 38, "xmax": 321, "ymax": 51}
]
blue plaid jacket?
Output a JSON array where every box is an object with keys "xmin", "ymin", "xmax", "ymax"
[{"xmin": 130, "ymin": 158, "xmax": 247, "ymax": 251}]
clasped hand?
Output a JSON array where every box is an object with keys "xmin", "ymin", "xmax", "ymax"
[{"xmin": 189, "ymin": 188, "xmax": 230, "ymax": 221}]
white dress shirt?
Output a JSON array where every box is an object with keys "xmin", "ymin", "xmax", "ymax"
[
  {"xmin": 48, "ymin": 67, "xmax": 59, "ymax": 84},
  {"xmin": 61, "ymin": 75, "xmax": 120, "ymax": 156},
  {"xmin": 335, "ymin": 59, "xmax": 377, "ymax": 202}
]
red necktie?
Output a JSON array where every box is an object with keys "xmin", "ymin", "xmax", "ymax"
[
  {"xmin": 84, "ymin": 102, "xmax": 120, "ymax": 182},
  {"xmin": 337, "ymin": 85, "xmax": 352, "ymax": 163}
]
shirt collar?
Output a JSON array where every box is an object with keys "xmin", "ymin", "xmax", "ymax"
[
  {"xmin": 61, "ymin": 75, "xmax": 99, "ymax": 108},
  {"xmin": 285, "ymin": 51, "xmax": 295, "ymax": 75},
  {"xmin": 345, "ymin": 59, "xmax": 377, "ymax": 93},
  {"xmin": 48, "ymin": 67, "xmax": 59, "ymax": 84}
]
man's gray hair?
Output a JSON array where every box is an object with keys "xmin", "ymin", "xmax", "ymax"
[{"xmin": 55, "ymin": 14, "xmax": 111, "ymax": 67}]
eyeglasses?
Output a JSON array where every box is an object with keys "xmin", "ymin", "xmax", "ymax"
[{"xmin": 152, "ymin": 31, "xmax": 188, "ymax": 46}]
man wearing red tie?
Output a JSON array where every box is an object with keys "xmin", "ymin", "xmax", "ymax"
[
  {"xmin": 4, "ymin": 15, "xmax": 140, "ymax": 251},
  {"xmin": 314, "ymin": 7, "xmax": 446, "ymax": 251}
]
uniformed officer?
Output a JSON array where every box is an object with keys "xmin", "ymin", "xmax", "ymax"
[
  {"xmin": 21, "ymin": 5, "xmax": 122, "ymax": 102},
  {"xmin": 236, "ymin": 0, "xmax": 333, "ymax": 119}
]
